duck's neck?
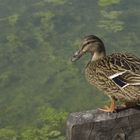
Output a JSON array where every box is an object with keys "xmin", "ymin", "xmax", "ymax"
[{"xmin": 91, "ymin": 51, "xmax": 106, "ymax": 62}]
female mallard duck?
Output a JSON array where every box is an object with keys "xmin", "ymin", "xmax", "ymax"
[{"xmin": 71, "ymin": 35, "xmax": 140, "ymax": 112}]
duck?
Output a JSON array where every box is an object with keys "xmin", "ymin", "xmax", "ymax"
[{"xmin": 71, "ymin": 35, "xmax": 140, "ymax": 112}]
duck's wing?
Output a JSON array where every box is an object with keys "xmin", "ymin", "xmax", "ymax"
[{"xmin": 108, "ymin": 53, "xmax": 140, "ymax": 88}]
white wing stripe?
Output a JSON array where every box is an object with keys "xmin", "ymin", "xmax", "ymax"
[
  {"xmin": 122, "ymin": 83, "xmax": 140, "ymax": 89},
  {"xmin": 109, "ymin": 71, "xmax": 127, "ymax": 79},
  {"xmin": 122, "ymin": 83, "xmax": 129, "ymax": 89},
  {"xmin": 130, "ymin": 83, "xmax": 140, "ymax": 85}
]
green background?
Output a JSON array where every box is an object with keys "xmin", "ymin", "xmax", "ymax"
[{"xmin": 0, "ymin": 0, "xmax": 140, "ymax": 139}]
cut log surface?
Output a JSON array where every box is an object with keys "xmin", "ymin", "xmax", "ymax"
[{"xmin": 66, "ymin": 107, "xmax": 140, "ymax": 140}]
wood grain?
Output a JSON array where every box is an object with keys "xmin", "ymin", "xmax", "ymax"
[{"xmin": 66, "ymin": 107, "xmax": 140, "ymax": 140}]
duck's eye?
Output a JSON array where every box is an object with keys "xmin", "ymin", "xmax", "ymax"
[{"xmin": 82, "ymin": 48, "xmax": 87, "ymax": 52}]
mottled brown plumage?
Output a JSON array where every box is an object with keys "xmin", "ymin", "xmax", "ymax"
[{"xmin": 71, "ymin": 35, "xmax": 140, "ymax": 112}]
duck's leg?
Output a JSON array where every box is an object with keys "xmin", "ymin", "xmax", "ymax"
[
  {"xmin": 124, "ymin": 102, "xmax": 137, "ymax": 108},
  {"xmin": 99, "ymin": 98, "xmax": 116, "ymax": 113}
]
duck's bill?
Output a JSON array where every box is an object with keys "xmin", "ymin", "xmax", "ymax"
[
  {"xmin": 71, "ymin": 56, "xmax": 79, "ymax": 62},
  {"xmin": 71, "ymin": 50, "xmax": 83, "ymax": 62}
]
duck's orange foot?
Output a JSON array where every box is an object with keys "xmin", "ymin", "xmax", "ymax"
[
  {"xmin": 98, "ymin": 105, "xmax": 116, "ymax": 113},
  {"xmin": 98, "ymin": 98, "xmax": 116, "ymax": 113}
]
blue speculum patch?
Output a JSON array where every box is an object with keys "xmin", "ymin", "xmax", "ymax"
[{"xmin": 112, "ymin": 76, "xmax": 126, "ymax": 87}]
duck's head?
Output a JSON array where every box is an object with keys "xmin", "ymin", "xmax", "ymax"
[{"xmin": 71, "ymin": 35, "xmax": 106, "ymax": 62}]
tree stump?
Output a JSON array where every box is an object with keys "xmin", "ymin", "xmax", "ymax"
[{"xmin": 66, "ymin": 107, "xmax": 140, "ymax": 140}]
